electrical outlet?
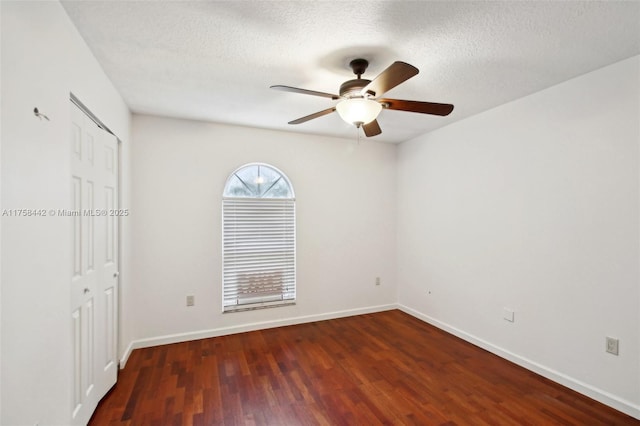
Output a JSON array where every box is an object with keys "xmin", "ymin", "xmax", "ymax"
[
  {"xmin": 606, "ymin": 337, "xmax": 619, "ymax": 355},
  {"xmin": 375, "ymin": 277, "xmax": 381, "ymax": 286},
  {"xmin": 186, "ymin": 295, "xmax": 195, "ymax": 307},
  {"xmin": 503, "ymin": 308, "xmax": 514, "ymax": 322}
]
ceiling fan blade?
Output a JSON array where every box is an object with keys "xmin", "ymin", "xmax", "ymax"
[
  {"xmin": 362, "ymin": 120, "xmax": 382, "ymax": 137},
  {"xmin": 379, "ymin": 98, "xmax": 454, "ymax": 116},
  {"xmin": 271, "ymin": 85, "xmax": 339, "ymax": 100},
  {"xmin": 360, "ymin": 62, "xmax": 419, "ymax": 98},
  {"xmin": 288, "ymin": 107, "xmax": 336, "ymax": 125}
]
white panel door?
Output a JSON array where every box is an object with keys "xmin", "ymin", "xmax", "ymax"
[
  {"xmin": 70, "ymin": 102, "xmax": 119, "ymax": 425},
  {"xmin": 96, "ymin": 123, "xmax": 119, "ymax": 395}
]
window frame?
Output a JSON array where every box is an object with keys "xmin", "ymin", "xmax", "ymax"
[{"xmin": 221, "ymin": 163, "xmax": 296, "ymax": 313}]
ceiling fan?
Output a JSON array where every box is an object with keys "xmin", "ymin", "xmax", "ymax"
[{"xmin": 270, "ymin": 59, "xmax": 454, "ymax": 137}]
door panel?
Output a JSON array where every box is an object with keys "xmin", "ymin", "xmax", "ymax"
[
  {"xmin": 71, "ymin": 309, "xmax": 82, "ymax": 419},
  {"xmin": 70, "ymin": 102, "xmax": 119, "ymax": 425},
  {"xmin": 71, "ymin": 176, "xmax": 82, "ymax": 278},
  {"xmin": 104, "ymin": 287, "xmax": 116, "ymax": 372},
  {"xmin": 98, "ymin": 128, "xmax": 119, "ymax": 389}
]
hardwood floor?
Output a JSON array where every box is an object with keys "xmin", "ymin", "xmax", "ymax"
[{"xmin": 89, "ymin": 310, "xmax": 638, "ymax": 425}]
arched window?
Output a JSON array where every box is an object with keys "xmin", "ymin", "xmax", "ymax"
[{"xmin": 222, "ymin": 163, "xmax": 296, "ymax": 312}]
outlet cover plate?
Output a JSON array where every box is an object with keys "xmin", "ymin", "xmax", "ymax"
[
  {"xmin": 503, "ymin": 308, "xmax": 515, "ymax": 322},
  {"xmin": 606, "ymin": 337, "xmax": 619, "ymax": 355}
]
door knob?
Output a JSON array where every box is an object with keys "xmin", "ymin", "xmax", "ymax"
[
  {"xmin": 113, "ymin": 272, "xmax": 119, "ymax": 278},
  {"xmin": 83, "ymin": 288, "xmax": 90, "ymax": 294}
]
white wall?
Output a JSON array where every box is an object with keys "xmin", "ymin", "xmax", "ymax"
[
  {"xmin": 0, "ymin": 2, "xmax": 131, "ymax": 424},
  {"xmin": 128, "ymin": 115, "xmax": 397, "ymax": 352},
  {"xmin": 397, "ymin": 56, "xmax": 640, "ymax": 417},
  {"xmin": 2, "ymin": 1, "xmax": 636, "ymax": 422}
]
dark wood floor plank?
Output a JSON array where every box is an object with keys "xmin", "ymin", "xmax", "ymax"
[{"xmin": 89, "ymin": 310, "xmax": 639, "ymax": 425}]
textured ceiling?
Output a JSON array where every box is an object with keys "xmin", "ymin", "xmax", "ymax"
[{"xmin": 61, "ymin": 1, "xmax": 640, "ymax": 144}]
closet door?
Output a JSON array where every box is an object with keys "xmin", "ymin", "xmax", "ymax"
[{"xmin": 70, "ymin": 102, "xmax": 119, "ymax": 425}]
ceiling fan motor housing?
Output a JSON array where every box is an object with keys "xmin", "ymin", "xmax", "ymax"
[
  {"xmin": 339, "ymin": 79, "xmax": 372, "ymax": 98},
  {"xmin": 340, "ymin": 58, "xmax": 375, "ymax": 98}
]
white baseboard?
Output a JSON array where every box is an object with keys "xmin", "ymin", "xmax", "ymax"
[
  {"xmin": 119, "ymin": 340, "xmax": 136, "ymax": 369},
  {"xmin": 398, "ymin": 304, "xmax": 640, "ymax": 420},
  {"xmin": 119, "ymin": 303, "xmax": 397, "ymax": 368}
]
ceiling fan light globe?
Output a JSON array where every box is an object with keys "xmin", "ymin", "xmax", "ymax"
[{"xmin": 336, "ymin": 98, "xmax": 382, "ymax": 126}]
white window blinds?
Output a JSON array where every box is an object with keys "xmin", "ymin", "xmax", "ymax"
[{"xmin": 222, "ymin": 164, "xmax": 296, "ymax": 312}]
